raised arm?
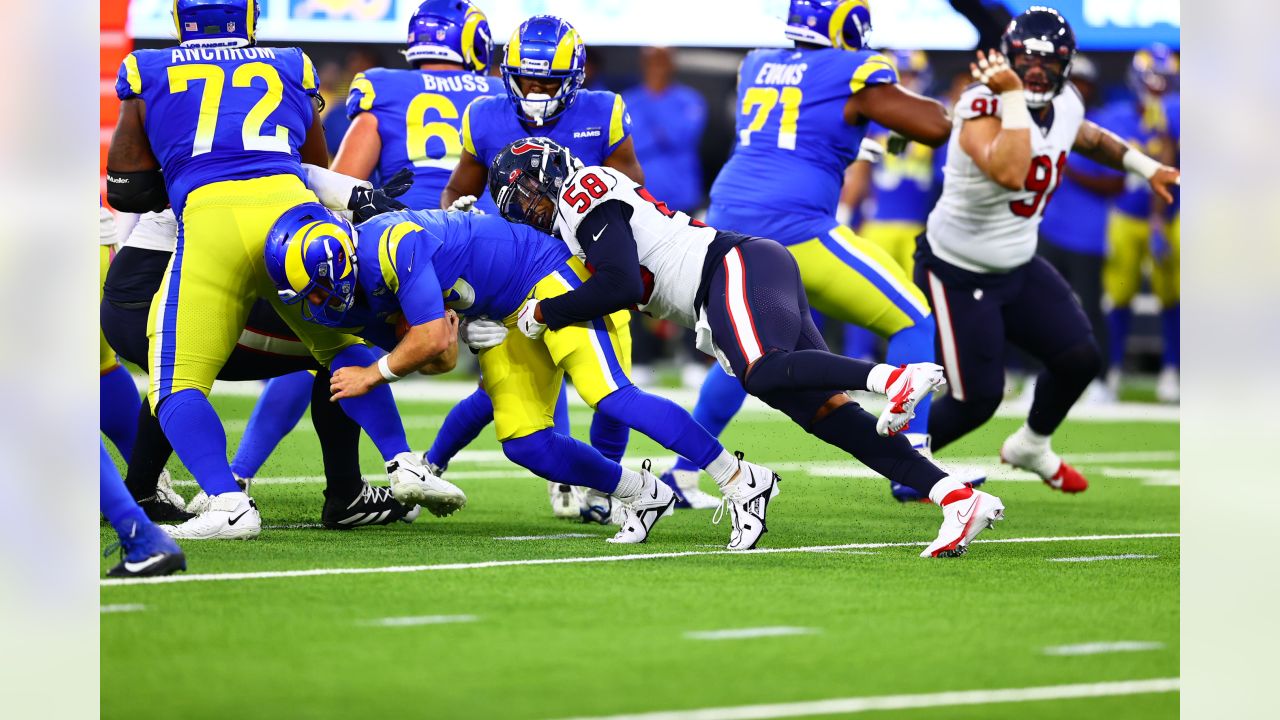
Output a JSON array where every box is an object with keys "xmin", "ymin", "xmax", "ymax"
[
  {"xmin": 958, "ymin": 50, "xmax": 1032, "ymax": 191},
  {"xmin": 1073, "ymin": 119, "xmax": 1180, "ymax": 203}
]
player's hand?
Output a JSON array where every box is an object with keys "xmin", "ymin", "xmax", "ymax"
[
  {"xmin": 856, "ymin": 138, "xmax": 886, "ymax": 165},
  {"xmin": 330, "ymin": 363, "xmax": 381, "ymax": 401},
  {"xmin": 516, "ymin": 299, "xmax": 547, "ymax": 340},
  {"xmin": 448, "ymin": 195, "xmax": 485, "ymax": 215},
  {"xmin": 459, "ymin": 316, "xmax": 508, "ymax": 351},
  {"xmin": 971, "ymin": 49, "xmax": 1021, "ymax": 94},
  {"xmin": 1148, "ymin": 166, "xmax": 1180, "ymax": 204},
  {"xmin": 349, "ymin": 168, "xmax": 414, "ymax": 223},
  {"xmin": 885, "ymin": 131, "xmax": 909, "ymax": 155}
]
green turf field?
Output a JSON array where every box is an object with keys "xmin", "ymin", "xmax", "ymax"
[{"xmin": 100, "ymin": 391, "xmax": 1179, "ymax": 720}]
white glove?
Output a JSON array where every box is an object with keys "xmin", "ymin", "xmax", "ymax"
[
  {"xmin": 856, "ymin": 138, "xmax": 886, "ymax": 165},
  {"xmin": 459, "ymin": 316, "xmax": 508, "ymax": 351},
  {"xmin": 516, "ymin": 299, "xmax": 547, "ymax": 340},
  {"xmin": 302, "ymin": 163, "xmax": 371, "ymax": 210},
  {"xmin": 448, "ymin": 195, "xmax": 485, "ymax": 214}
]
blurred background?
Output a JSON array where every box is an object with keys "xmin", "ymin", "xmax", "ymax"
[{"xmin": 100, "ymin": 0, "xmax": 1180, "ymax": 401}]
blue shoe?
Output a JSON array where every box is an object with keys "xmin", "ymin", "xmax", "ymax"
[
  {"xmin": 659, "ymin": 468, "xmax": 720, "ymax": 509},
  {"xmin": 890, "ymin": 482, "xmax": 926, "ymax": 503},
  {"xmin": 659, "ymin": 469, "xmax": 692, "ymax": 509},
  {"xmin": 105, "ymin": 517, "xmax": 187, "ymax": 577}
]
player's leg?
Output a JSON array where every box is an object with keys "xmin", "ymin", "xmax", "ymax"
[
  {"xmin": 1152, "ymin": 213, "xmax": 1180, "ymax": 402},
  {"xmin": 1000, "ymin": 256, "xmax": 1101, "ymax": 493},
  {"xmin": 425, "ymin": 385, "xmax": 494, "ymax": 474},
  {"xmin": 587, "ymin": 309, "xmax": 633, "ymax": 464},
  {"xmin": 101, "ymin": 245, "xmax": 142, "ymax": 458},
  {"xmin": 1102, "ymin": 210, "xmax": 1147, "ymax": 392},
  {"xmin": 229, "ymin": 371, "xmax": 313, "ymax": 483},
  {"xmin": 101, "ymin": 440, "xmax": 185, "ymax": 578}
]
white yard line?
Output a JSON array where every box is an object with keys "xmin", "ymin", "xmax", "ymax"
[
  {"xmin": 100, "ymin": 532, "xmax": 1178, "ymax": 588},
  {"xmin": 550, "ymin": 678, "xmax": 1180, "ymax": 720},
  {"xmin": 1099, "ymin": 468, "xmax": 1181, "ymax": 486},
  {"xmin": 494, "ymin": 533, "xmax": 599, "ymax": 541},
  {"xmin": 1043, "ymin": 641, "xmax": 1165, "ymax": 656},
  {"xmin": 1049, "ymin": 554, "xmax": 1159, "ymax": 563},
  {"xmin": 100, "ymin": 604, "xmax": 146, "ymax": 614},
  {"xmin": 685, "ymin": 627, "xmax": 818, "ymax": 641},
  {"xmin": 358, "ymin": 614, "xmax": 478, "ymax": 628}
]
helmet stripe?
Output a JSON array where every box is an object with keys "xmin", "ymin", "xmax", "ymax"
[
  {"xmin": 462, "ymin": 8, "xmax": 485, "ymax": 72},
  {"xmin": 551, "ymin": 28, "xmax": 581, "ymax": 71},
  {"xmin": 505, "ymin": 27, "xmax": 521, "ymax": 67},
  {"xmin": 283, "ymin": 221, "xmax": 323, "ymax": 294},
  {"xmin": 829, "ymin": 1, "xmax": 859, "ymax": 50}
]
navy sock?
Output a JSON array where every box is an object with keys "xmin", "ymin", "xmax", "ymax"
[
  {"xmin": 155, "ymin": 389, "xmax": 240, "ymax": 496},
  {"xmin": 808, "ymin": 402, "xmax": 946, "ymax": 496},
  {"xmin": 588, "ymin": 412, "xmax": 629, "ymax": 463},
  {"xmin": 101, "ymin": 440, "xmax": 147, "ymax": 537},
  {"xmin": 502, "ymin": 428, "xmax": 621, "ymax": 494},
  {"xmin": 743, "ymin": 349, "xmax": 876, "ymax": 396},
  {"xmin": 331, "ymin": 346, "xmax": 411, "ymax": 461},
  {"xmin": 886, "ymin": 316, "xmax": 937, "ymax": 435},
  {"xmin": 673, "ymin": 364, "xmax": 747, "ymax": 473},
  {"xmin": 230, "ymin": 371, "xmax": 313, "ymax": 478},
  {"xmin": 309, "ymin": 369, "xmax": 365, "ymax": 503},
  {"xmin": 123, "ymin": 401, "xmax": 172, "ymax": 500},
  {"xmin": 1161, "ymin": 305, "xmax": 1179, "ymax": 368},
  {"xmin": 100, "ymin": 364, "xmax": 142, "ymax": 458},
  {"xmin": 1107, "ymin": 307, "xmax": 1133, "ymax": 369},
  {"xmin": 596, "ymin": 385, "xmax": 721, "ymax": 469},
  {"xmin": 427, "ymin": 386, "xmax": 494, "ymax": 470}
]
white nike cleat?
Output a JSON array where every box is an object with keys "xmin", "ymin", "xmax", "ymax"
[
  {"xmin": 186, "ymin": 474, "xmax": 250, "ymax": 515},
  {"xmin": 607, "ymin": 464, "xmax": 676, "ymax": 544},
  {"xmin": 713, "ymin": 452, "xmax": 781, "ymax": 551},
  {"xmin": 386, "ymin": 452, "xmax": 467, "ymax": 517},
  {"xmin": 162, "ymin": 492, "xmax": 261, "ymax": 540},
  {"xmin": 548, "ymin": 481, "xmax": 581, "ymax": 520},
  {"xmin": 1155, "ymin": 365, "xmax": 1179, "ymax": 403},
  {"xmin": 1000, "ymin": 427, "xmax": 1088, "ymax": 493},
  {"xmin": 155, "ymin": 468, "xmax": 187, "ymax": 511},
  {"xmin": 876, "ymin": 363, "xmax": 947, "ymax": 436},
  {"xmin": 921, "ymin": 487, "xmax": 1004, "ymax": 558},
  {"xmin": 664, "ymin": 468, "xmax": 722, "ymax": 510}
]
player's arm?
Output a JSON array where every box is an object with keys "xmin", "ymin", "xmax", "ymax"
[
  {"xmin": 837, "ymin": 161, "xmax": 872, "ymax": 226},
  {"xmin": 1072, "ymin": 120, "xmax": 1180, "ymax": 203},
  {"xmin": 1063, "ymin": 162, "xmax": 1125, "ymax": 197},
  {"xmin": 846, "ymin": 84, "xmax": 951, "ymax": 147},
  {"xmin": 603, "ymin": 137, "xmax": 645, "ymax": 185},
  {"xmin": 105, "ymin": 99, "xmax": 168, "ymax": 213},
  {"xmin": 535, "ymin": 201, "xmax": 644, "ymax": 330},
  {"xmin": 442, "ymin": 150, "xmax": 488, "ymax": 209},
  {"xmin": 330, "ymin": 312, "xmax": 459, "ymax": 399},
  {"xmin": 331, "ymin": 113, "xmax": 381, "ymax": 179},
  {"xmin": 958, "ymin": 51, "xmax": 1032, "ymax": 190},
  {"xmin": 299, "ymin": 105, "xmax": 330, "ymax": 168}
]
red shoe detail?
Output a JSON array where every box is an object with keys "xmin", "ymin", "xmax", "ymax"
[
  {"xmin": 939, "ymin": 486, "xmax": 974, "ymax": 506},
  {"xmin": 1048, "ymin": 462, "xmax": 1088, "ymax": 493}
]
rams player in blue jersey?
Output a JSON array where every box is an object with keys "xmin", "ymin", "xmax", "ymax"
[
  {"xmin": 669, "ymin": 1, "xmax": 972, "ymax": 502},
  {"xmin": 106, "ymin": 0, "xmax": 462, "ymax": 539},
  {"xmin": 428, "ymin": 15, "xmax": 645, "ymax": 518},
  {"xmin": 265, "ymin": 204, "xmax": 778, "ymax": 548},
  {"xmin": 1100, "ymin": 45, "xmax": 1180, "ymax": 402}
]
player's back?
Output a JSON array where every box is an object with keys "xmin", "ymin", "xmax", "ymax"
[
  {"xmin": 710, "ymin": 47, "xmax": 894, "ymax": 222},
  {"xmin": 463, "ymin": 89, "xmax": 628, "ymax": 169},
  {"xmin": 117, "ymin": 45, "xmax": 319, "ymax": 214},
  {"xmin": 347, "ymin": 67, "xmax": 501, "ymax": 210}
]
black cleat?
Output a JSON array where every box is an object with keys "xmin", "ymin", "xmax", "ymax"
[
  {"xmin": 137, "ymin": 494, "xmax": 196, "ymax": 523},
  {"xmin": 322, "ymin": 483, "xmax": 411, "ymax": 529},
  {"xmin": 105, "ymin": 519, "xmax": 187, "ymax": 577}
]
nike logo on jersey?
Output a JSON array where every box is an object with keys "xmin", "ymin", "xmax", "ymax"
[{"xmin": 592, "ymin": 225, "xmax": 608, "ymax": 243}]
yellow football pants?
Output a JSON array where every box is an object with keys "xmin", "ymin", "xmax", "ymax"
[
  {"xmin": 100, "ymin": 244, "xmax": 120, "ymax": 374},
  {"xmin": 1103, "ymin": 210, "xmax": 1180, "ymax": 308},
  {"xmin": 856, "ymin": 220, "xmax": 924, "ymax": 281}
]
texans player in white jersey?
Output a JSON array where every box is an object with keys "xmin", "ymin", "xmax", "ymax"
[
  {"xmin": 917, "ymin": 8, "xmax": 1179, "ymax": 492},
  {"xmin": 489, "ymin": 137, "xmax": 1006, "ymax": 559}
]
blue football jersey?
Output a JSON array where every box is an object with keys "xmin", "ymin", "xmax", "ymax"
[
  {"xmin": 462, "ymin": 90, "xmax": 631, "ymax": 170},
  {"xmin": 1095, "ymin": 99, "xmax": 1169, "ymax": 219},
  {"xmin": 348, "ymin": 210, "xmax": 569, "ymax": 350},
  {"xmin": 710, "ymin": 47, "xmax": 897, "ymax": 238},
  {"xmin": 116, "ymin": 45, "xmax": 320, "ymax": 215},
  {"xmin": 862, "ymin": 122, "xmax": 942, "ymax": 225},
  {"xmin": 346, "ymin": 68, "xmax": 502, "ymax": 211}
]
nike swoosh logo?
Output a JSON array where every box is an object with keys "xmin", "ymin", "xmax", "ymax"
[
  {"xmin": 228, "ymin": 509, "xmax": 251, "ymax": 526},
  {"xmin": 956, "ymin": 502, "xmax": 977, "ymax": 524},
  {"xmin": 746, "ymin": 475, "xmax": 757, "ymax": 489},
  {"xmin": 122, "ymin": 554, "xmax": 165, "ymax": 573},
  {"xmin": 592, "ymin": 225, "xmax": 608, "ymax": 243}
]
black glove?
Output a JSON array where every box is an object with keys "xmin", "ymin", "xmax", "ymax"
[{"xmin": 348, "ymin": 168, "xmax": 415, "ymax": 224}]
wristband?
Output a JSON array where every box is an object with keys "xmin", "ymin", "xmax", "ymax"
[
  {"xmin": 1000, "ymin": 90, "xmax": 1031, "ymax": 130},
  {"xmin": 377, "ymin": 355, "xmax": 403, "ymax": 383},
  {"xmin": 1122, "ymin": 148, "xmax": 1161, "ymax": 180}
]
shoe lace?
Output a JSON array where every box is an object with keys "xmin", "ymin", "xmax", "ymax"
[
  {"xmin": 102, "ymin": 520, "xmax": 139, "ymax": 560},
  {"xmin": 711, "ymin": 497, "xmax": 729, "ymax": 526}
]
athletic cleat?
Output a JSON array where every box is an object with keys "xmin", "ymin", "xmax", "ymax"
[
  {"xmin": 549, "ymin": 481, "xmax": 581, "ymax": 520},
  {"xmin": 892, "ymin": 434, "xmax": 987, "ymax": 502},
  {"xmin": 1155, "ymin": 365, "xmax": 1179, "ymax": 404},
  {"xmin": 401, "ymin": 505, "xmax": 422, "ymax": 524},
  {"xmin": 321, "ymin": 483, "xmax": 411, "ymax": 529},
  {"xmin": 161, "ymin": 492, "xmax": 260, "ymax": 541},
  {"xmin": 713, "ymin": 452, "xmax": 781, "ymax": 551},
  {"xmin": 578, "ymin": 488, "xmax": 617, "ymax": 525},
  {"xmin": 187, "ymin": 473, "xmax": 250, "ymax": 515},
  {"xmin": 607, "ymin": 462, "xmax": 676, "ymax": 544},
  {"xmin": 659, "ymin": 468, "xmax": 721, "ymax": 510},
  {"xmin": 876, "ymin": 363, "xmax": 947, "ymax": 436},
  {"xmin": 1000, "ymin": 431, "xmax": 1088, "ymax": 493},
  {"xmin": 155, "ymin": 468, "xmax": 188, "ymax": 511},
  {"xmin": 921, "ymin": 487, "xmax": 1005, "ymax": 558},
  {"xmin": 139, "ymin": 469, "xmax": 196, "ymax": 521},
  {"xmin": 420, "ymin": 453, "xmax": 447, "ymax": 479},
  {"xmin": 386, "ymin": 452, "xmax": 467, "ymax": 517},
  {"xmin": 105, "ymin": 517, "xmax": 187, "ymax": 577}
]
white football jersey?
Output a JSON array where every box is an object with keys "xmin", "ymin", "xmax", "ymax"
[
  {"xmin": 926, "ymin": 83, "xmax": 1085, "ymax": 273},
  {"xmin": 122, "ymin": 209, "xmax": 179, "ymax": 253},
  {"xmin": 553, "ymin": 165, "xmax": 717, "ymax": 328}
]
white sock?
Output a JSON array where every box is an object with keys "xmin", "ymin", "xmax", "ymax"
[
  {"xmin": 705, "ymin": 450, "xmax": 738, "ymax": 488},
  {"xmin": 1012, "ymin": 424, "xmax": 1051, "ymax": 450},
  {"xmin": 867, "ymin": 363, "xmax": 895, "ymax": 394},
  {"xmin": 927, "ymin": 476, "xmax": 969, "ymax": 506},
  {"xmin": 613, "ymin": 467, "xmax": 644, "ymax": 502}
]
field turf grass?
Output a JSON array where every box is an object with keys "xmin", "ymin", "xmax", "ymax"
[{"xmin": 101, "ymin": 394, "xmax": 1179, "ymax": 720}]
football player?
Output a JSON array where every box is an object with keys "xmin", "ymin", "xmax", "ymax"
[
  {"xmin": 264, "ymin": 203, "xmax": 780, "ymax": 550},
  {"xmin": 106, "ymin": 0, "xmax": 461, "ymax": 539},
  {"xmin": 916, "ymin": 8, "xmax": 1179, "ymax": 491},
  {"xmin": 101, "ymin": 440, "xmax": 186, "ymax": 577},
  {"xmin": 99, "ymin": 203, "xmax": 142, "ymax": 464},
  {"xmin": 429, "ymin": 14, "xmax": 648, "ymax": 516},
  {"xmin": 1100, "ymin": 45, "xmax": 1180, "ymax": 402},
  {"xmin": 669, "ymin": 0, "xmax": 968, "ymax": 503},
  {"xmin": 488, "ymin": 138, "xmax": 1002, "ymax": 558}
]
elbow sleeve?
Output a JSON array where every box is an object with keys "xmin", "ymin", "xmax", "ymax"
[{"xmin": 106, "ymin": 169, "xmax": 169, "ymax": 213}]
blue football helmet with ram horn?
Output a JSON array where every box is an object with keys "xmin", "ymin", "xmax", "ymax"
[
  {"xmin": 264, "ymin": 203, "xmax": 359, "ymax": 328},
  {"xmin": 784, "ymin": 0, "xmax": 872, "ymax": 52},
  {"xmin": 500, "ymin": 15, "xmax": 586, "ymax": 126},
  {"xmin": 173, "ymin": 0, "xmax": 260, "ymax": 48},
  {"xmin": 404, "ymin": 0, "xmax": 493, "ymax": 73}
]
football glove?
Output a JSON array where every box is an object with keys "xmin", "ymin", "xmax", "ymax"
[
  {"xmin": 448, "ymin": 194, "xmax": 485, "ymax": 214},
  {"xmin": 885, "ymin": 132, "xmax": 910, "ymax": 155},
  {"xmin": 349, "ymin": 168, "xmax": 413, "ymax": 224},
  {"xmin": 856, "ymin": 138, "xmax": 886, "ymax": 164},
  {"xmin": 459, "ymin": 317, "xmax": 508, "ymax": 351},
  {"xmin": 516, "ymin": 299, "xmax": 547, "ymax": 340}
]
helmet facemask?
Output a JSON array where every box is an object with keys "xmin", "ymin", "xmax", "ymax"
[
  {"xmin": 1009, "ymin": 46, "xmax": 1071, "ymax": 108},
  {"xmin": 495, "ymin": 168, "xmax": 559, "ymax": 232},
  {"xmin": 504, "ymin": 70, "xmax": 580, "ymax": 126}
]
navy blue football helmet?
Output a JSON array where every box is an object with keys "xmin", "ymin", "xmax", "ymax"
[
  {"xmin": 1001, "ymin": 6, "xmax": 1076, "ymax": 108},
  {"xmin": 488, "ymin": 137, "xmax": 577, "ymax": 233}
]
